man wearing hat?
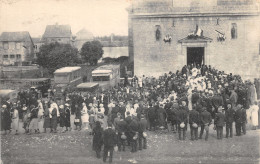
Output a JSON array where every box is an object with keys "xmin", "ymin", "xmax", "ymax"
[
  {"xmin": 138, "ymin": 114, "xmax": 148, "ymax": 150},
  {"xmin": 189, "ymin": 107, "xmax": 200, "ymax": 140},
  {"xmin": 234, "ymin": 104, "xmax": 243, "ymax": 136},
  {"xmin": 128, "ymin": 116, "xmax": 139, "ymax": 152},
  {"xmin": 214, "ymin": 106, "xmax": 225, "ymax": 140},
  {"xmin": 225, "ymin": 101, "xmax": 235, "ymax": 138},
  {"xmin": 177, "ymin": 104, "xmax": 188, "ymax": 140},
  {"xmin": 199, "ymin": 107, "xmax": 212, "ymax": 141},
  {"xmin": 117, "ymin": 115, "xmax": 127, "ymax": 151},
  {"xmin": 103, "ymin": 122, "xmax": 117, "ymax": 163}
]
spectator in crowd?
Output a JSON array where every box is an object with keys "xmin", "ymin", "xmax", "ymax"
[{"xmin": 92, "ymin": 121, "xmax": 103, "ymax": 159}]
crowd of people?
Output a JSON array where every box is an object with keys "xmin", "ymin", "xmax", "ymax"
[{"xmin": 1, "ymin": 64, "xmax": 259, "ymax": 163}]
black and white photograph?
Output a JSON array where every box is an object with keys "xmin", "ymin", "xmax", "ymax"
[{"xmin": 0, "ymin": 0, "xmax": 260, "ymax": 163}]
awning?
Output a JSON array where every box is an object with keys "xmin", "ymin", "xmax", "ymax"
[
  {"xmin": 92, "ymin": 73, "xmax": 110, "ymax": 76},
  {"xmin": 77, "ymin": 83, "xmax": 99, "ymax": 89}
]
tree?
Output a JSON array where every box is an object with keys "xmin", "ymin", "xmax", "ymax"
[
  {"xmin": 80, "ymin": 40, "xmax": 103, "ymax": 65},
  {"xmin": 37, "ymin": 42, "xmax": 79, "ymax": 74}
]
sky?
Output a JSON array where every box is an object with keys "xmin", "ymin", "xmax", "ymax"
[{"xmin": 0, "ymin": 0, "xmax": 131, "ymax": 37}]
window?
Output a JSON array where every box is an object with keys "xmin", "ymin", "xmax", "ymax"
[
  {"xmin": 93, "ymin": 76, "xmax": 110, "ymax": 82},
  {"xmin": 3, "ymin": 55, "xmax": 8, "ymax": 59},
  {"xmin": 15, "ymin": 42, "xmax": 20, "ymax": 49},
  {"xmin": 155, "ymin": 25, "xmax": 161, "ymax": 41},
  {"xmin": 16, "ymin": 54, "xmax": 21, "ymax": 59},
  {"xmin": 3, "ymin": 42, "xmax": 9, "ymax": 50},
  {"xmin": 231, "ymin": 23, "xmax": 237, "ymax": 39},
  {"xmin": 10, "ymin": 54, "xmax": 15, "ymax": 58}
]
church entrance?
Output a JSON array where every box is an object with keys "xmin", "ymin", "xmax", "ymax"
[{"xmin": 187, "ymin": 47, "xmax": 204, "ymax": 66}]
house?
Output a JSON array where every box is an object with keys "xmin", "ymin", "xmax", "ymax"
[
  {"xmin": 32, "ymin": 37, "xmax": 44, "ymax": 58},
  {"xmin": 0, "ymin": 31, "xmax": 34, "ymax": 66},
  {"xmin": 74, "ymin": 28, "xmax": 94, "ymax": 50},
  {"xmin": 128, "ymin": 0, "xmax": 260, "ymax": 80},
  {"xmin": 42, "ymin": 23, "xmax": 74, "ymax": 45}
]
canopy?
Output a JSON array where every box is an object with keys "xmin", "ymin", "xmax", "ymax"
[{"xmin": 77, "ymin": 83, "xmax": 99, "ymax": 89}]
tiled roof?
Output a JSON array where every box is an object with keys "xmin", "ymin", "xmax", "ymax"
[
  {"xmin": 0, "ymin": 31, "xmax": 32, "ymax": 42},
  {"xmin": 42, "ymin": 24, "xmax": 72, "ymax": 38}
]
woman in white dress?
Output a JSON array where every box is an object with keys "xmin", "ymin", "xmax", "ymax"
[
  {"xmin": 81, "ymin": 103, "xmax": 89, "ymax": 130},
  {"xmin": 12, "ymin": 104, "xmax": 19, "ymax": 135},
  {"xmin": 250, "ymin": 101, "xmax": 259, "ymax": 130}
]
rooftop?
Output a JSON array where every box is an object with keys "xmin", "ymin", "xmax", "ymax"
[
  {"xmin": 0, "ymin": 31, "xmax": 33, "ymax": 42},
  {"xmin": 77, "ymin": 82, "xmax": 99, "ymax": 88},
  {"xmin": 54, "ymin": 66, "xmax": 81, "ymax": 73},
  {"xmin": 42, "ymin": 24, "xmax": 72, "ymax": 38}
]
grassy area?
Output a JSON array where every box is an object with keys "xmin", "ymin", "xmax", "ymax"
[{"xmin": 1, "ymin": 128, "xmax": 259, "ymax": 164}]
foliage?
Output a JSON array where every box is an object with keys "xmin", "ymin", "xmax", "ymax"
[
  {"xmin": 80, "ymin": 41, "xmax": 103, "ymax": 65},
  {"xmin": 36, "ymin": 42, "xmax": 79, "ymax": 74}
]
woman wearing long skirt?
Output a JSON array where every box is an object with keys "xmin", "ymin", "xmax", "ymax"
[
  {"xmin": 74, "ymin": 104, "xmax": 82, "ymax": 130},
  {"xmin": 37, "ymin": 100, "xmax": 44, "ymax": 133},
  {"xmin": 50, "ymin": 100, "xmax": 59, "ymax": 133},
  {"xmin": 28, "ymin": 105, "xmax": 39, "ymax": 134},
  {"xmin": 1, "ymin": 105, "xmax": 12, "ymax": 134},
  {"xmin": 64, "ymin": 104, "xmax": 71, "ymax": 131},
  {"xmin": 92, "ymin": 121, "xmax": 103, "ymax": 158},
  {"xmin": 43, "ymin": 101, "xmax": 51, "ymax": 133},
  {"xmin": 12, "ymin": 105, "xmax": 19, "ymax": 135},
  {"xmin": 59, "ymin": 105, "xmax": 66, "ymax": 132},
  {"xmin": 81, "ymin": 103, "xmax": 89, "ymax": 130},
  {"xmin": 251, "ymin": 101, "xmax": 259, "ymax": 130}
]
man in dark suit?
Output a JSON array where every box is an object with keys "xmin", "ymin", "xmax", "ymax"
[
  {"xmin": 177, "ymin": 104, "xmax": 188, "ymax": 140},
  {"xmin": 117, "ymin": 116, "xmax": 127, "ymax": 152},
  {"xmin": 199, "ymin": 107, "xmax": 212, "ymax": 141},
  {"xmin": 234, "ymin": 104, "xmax": 243, "ymax": 136},
  {"xmin": 138, "ymin": 114, "xmax": 147, "ymax": 150},
  {"xmin": 241, "ymin": 106, "xmax": 247, "ymax": 135},
  {"xmin": 128, "ymin": 116, "xmax": 139, "ymax": 152},
  {"xmin": 189, "ymin": 108, "xmax": 200, "ymax": 140},
  {"xmin": 103, "ymin": 123, "xmax": 117, "ymax": 163},
  {"xmin": 214, "ymin": 106, "xmax": 225, "ymax": 140},
  {"xmin": 225, "ymin": 101, "xmax": 235, "ymax": 138}
]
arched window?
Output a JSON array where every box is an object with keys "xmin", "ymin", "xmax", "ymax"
[{"xmin": 231, "ymin": 23, "xmax": 237, "ymax": 39}]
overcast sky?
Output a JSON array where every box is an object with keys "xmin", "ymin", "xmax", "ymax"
[{"xmin": 0, "ymin": 0, "xmax": 130, "ymax": 37}]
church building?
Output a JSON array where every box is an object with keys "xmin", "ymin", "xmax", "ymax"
[{"xmin": 128, "ymin": 0, "xmax": 260, "ymax": 80}]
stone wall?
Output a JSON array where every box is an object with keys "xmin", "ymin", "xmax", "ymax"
[{"xmin": 131, "ymin": 15, "xmax": 260, "ymax": 79}]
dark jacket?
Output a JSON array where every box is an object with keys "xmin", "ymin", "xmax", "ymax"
[
  {"xmin": 177, "ymin": 109, "xmax": 188, "ymax": 124},
  {"xmin": 225, "ymin": 108, "xmax": 235, "ymax": 123},
  {"xmin": 117, "ymin": 119, "xmax": 127, "ymax": 133},
  {"xmin": 235, "ymin": 108, "xmax": 243, "ymax": 123},
  {"xmin": 189, "ymin": 110, "xmax": 200, "ymax": 125},
  {"xmin": 214, "ymin": 112, "xmax": 225, "ymax": 127},
  {"xmin": 103, "ymin": 127, "xmax": 117, "ymax": 148},
  {"xmin": 200, "ymin": 110, "xmax": 212, "ymax": 125},
  {"xmin": 139, "ymin": 118, "xmax": 147, "ymax": 132}
]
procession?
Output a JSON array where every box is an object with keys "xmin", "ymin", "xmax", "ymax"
[
  {"xmin": 1, "ymin": 64, "xmax": 259, "ymax": 163},
  {"xmin": 1, "ymin": 0, "xmax": 260, "ymax": 163}
]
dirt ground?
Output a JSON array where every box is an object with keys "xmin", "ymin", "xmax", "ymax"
[{"xmin": 1, "ymin": 126, "xmax": 260, "ymax": 164}]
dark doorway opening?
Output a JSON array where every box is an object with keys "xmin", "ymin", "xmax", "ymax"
[{"xmin": 187, "ymin": 47, "xmax": 204, "ymax": 66}]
